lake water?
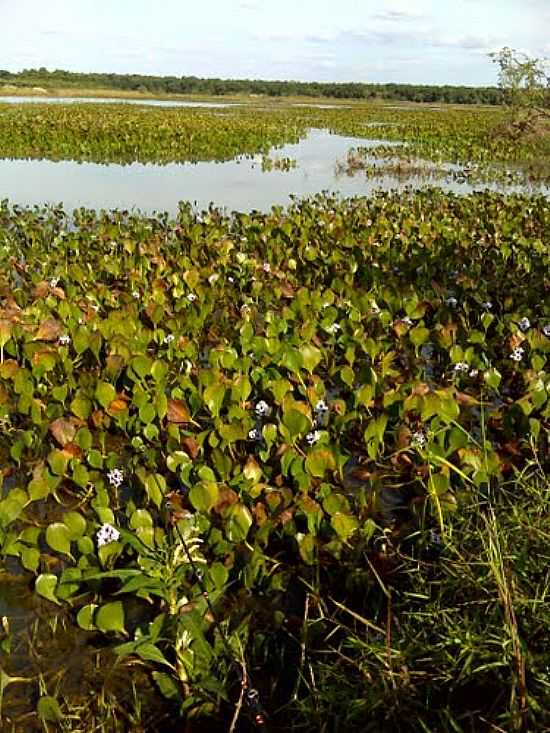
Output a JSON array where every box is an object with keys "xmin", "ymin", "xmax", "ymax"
[
  {"xmin": 0, "ymin": 129, "xmax": 542, "ymax": 216},
  {"xmin": 0, "ymin": 95, "xmax": 240, "ymax": 108}
]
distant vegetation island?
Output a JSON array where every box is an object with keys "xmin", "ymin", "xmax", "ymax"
[{"xmin": 0, "ymin": 67, "xmax": 505, "ymax": 104}]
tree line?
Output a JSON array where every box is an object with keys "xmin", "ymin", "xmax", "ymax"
[{"xmin": 0, "ymin": 67, "xmax": 505, "ymax": 105}]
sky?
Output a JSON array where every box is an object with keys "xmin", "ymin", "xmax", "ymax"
[{"xmin": 2, "ymin": 0, "xmax": 548, "ymax": 86}]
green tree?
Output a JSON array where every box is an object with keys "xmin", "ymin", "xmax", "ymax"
[{"xmin": 489, "ymin": 46, "xmax": 549, "ymax": 119}]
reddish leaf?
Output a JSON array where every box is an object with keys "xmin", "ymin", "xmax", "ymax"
[
  {"xmin": 181, "ymin": 436, "xmax": 200, "ymax": 460},
  {"xmin": 167, "ymin": 399, "xmax": 191, "ymax": 424},
  {"xmin": 34, "ymin": 318, "xmax": 62, "ymax": 342}
]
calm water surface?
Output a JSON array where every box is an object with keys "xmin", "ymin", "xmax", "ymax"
[
  {"xmin": 0, "ymin": 129, "xmax": 541, "ymax": 215},
  {"xmin": 0, "ymin": 95, "xmax": 240, "ymax": 108}
]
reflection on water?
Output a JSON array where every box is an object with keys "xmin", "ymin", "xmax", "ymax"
[
  {"xmin": 0, "ymin": 129, "xmax": 541, "ymax": 215},
  {"xmin": 0, "ymin": 95, "xmax": 240, "ymax": 108}
]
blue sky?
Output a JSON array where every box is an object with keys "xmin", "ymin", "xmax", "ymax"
[{"xmin": 2, "ymin": 0, "xmax": 548, "ymax": 85}]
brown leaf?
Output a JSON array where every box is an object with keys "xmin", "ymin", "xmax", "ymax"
[
  {"xmin": 412, "ymin": 382, "xmax": 431, "ymax": 396},
  {"xmin": 49, "ymin": 418, "xmax": 78, "ymax": 447},
  {"xmin": 50, "ymin": 286, "xmax": 66, "ymax": 300},
  {"xmin": 214, "ymin": 486, "xmax": 239, "ymax": 514},
  {"xmin": 167, "ymin": 399, "xmax": 191, "ymax": 424},
  {"xmin": 182, "ymin": 436, "xmax": 200, "ymax": 460},
  {"xmin": 34, "ymin": 318, "xmax": 62, "ymax": 342},
  {"xmin": 456, "ymin": 391, "xmax": 479, "ymax": 407},
  {"xmin": 91, "ymin": 410, "xmax": 104, "ymax": 428},
  {"xmin": 0, "ymin": 359, "xmax": 19, "ymax": 379},
  {"xmin": 253, "ymin": 502, "xmax": 268, "ymax": 525},
  {"xmin": 62, "ymin": 443, "xmax": 84, "ymax": 460},
  {"xmin": 108, "ymin": 398, "xmax": 129, "ymax": 414}
]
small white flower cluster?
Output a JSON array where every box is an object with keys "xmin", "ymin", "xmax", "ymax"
[
  {"xmin": 482, "ymin": 301, "xmax": 493, "ymax": 310},
  {"xmin": 59, "ymin": 334, "xmax": 71, "ymax": 346},
  {"xmin": 96, "ymin": 523, "xmax": 120, "ymax": 548},
  {"xmin": 326, "ymin": 323, "xmax": 341, "ymax": 335},
  {"xmin": 262, "ymin": 262, "xmax": 271, "ymax": 273},
  {"xmin": 445, "ymin": 296, "xmax": 458, "ymax": 308},
  {"xmin": 305, "ymin": 430, "xmax": 321, "ymax": 447},
  {"xmin": 402, "ymin": 316, "xmax": 413, "ymax": 326},
  {"xmin": 510, "ymin": 347, "xmax": 524, "ymax": 362},
  {"xmin": 469, "ymin": 368, "xmax": 479, "ymax": 378},
  {"xmin": 163, "ymin": 334, "xmax": 175, "ymax": 345},
  {"xmin": 132, "ymin": 290, "xmax": 140, "ymax": 299},
  {"xmin": 248, "ymin": 428, "xmax": 261, "ymax": 442},
  {"xmin": 314, "ymin": 400, "xmax": 329, "ymax": 415},
  {"xmin": 518, "ymin": 317, "xmax": 530, "ymax": 332},
  {"xmin": 411, "ymin": 431, "xmax": 427, "ymax": 449},
  {"xmin": 187, "ymin": 293, "xmax": 197, "ymax": 302},
  {"xmin": 107, "ymin": 468, "xmax": 124, "ymax": 488},
  {"xmin": 228, "ymin": 276, "xmax": 234, "ymax": 283},
  {"xmin": 453, "ymin": 362, "xmax": 469, "ymax": 373},
  {"xmin": 255, "ymin": 400, "xmax": 272, "ymax": 418},
  {"xmin": 543, "ymin": 325, "xmax": 550, "ymax": 337},
  {"xmin": 49, "ymin": 277, "xmax": 60, "ymax": 288}
]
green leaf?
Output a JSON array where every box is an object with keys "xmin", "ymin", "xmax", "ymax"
[
  {"xmin": 37, "ymin": 695, "xmax": 64, "ymax": 722},
  {"xmin": 77, "ymin": 603, "xmax": 98, "ymax": 631},
  {"xmin": 35, "ymin": 574, "xmax": 61, "ymax": 605},
  {"xmin": 210, "ymin": 562, "xmax": 229, "ymax": 589},
  {"xmin": 152, "ymin": 671, "xmax": 181, "ymax": 701},
  {"xmin": 300, "ymin": 344, "xmax": 322, "ymax": 373},
  {"xmin": 63, "ymin": 512, "xmax": 87, "ymax": 540},
  {"xmin": 189, "ymin": 482, "xmax": 219, "ymax": 513},
  {"xmin": 45, "ymin": 522, "xmax": 72, "ymax": 556},
  {"xmin": 282, "ymin": 408, "xmax": 310, "ymax": 439},
  {"xmin": 21, "ymin": 546, "xmax": 40, "ymax": 573},
  {"xmin": 332, "ymin": 513, "xmax": 359, "ymax": 541},
  {"xmin": 226, "ymin": 503, "xmax": 253, "ymax": 542},
  {"xmin": 95, "ymin": 601, "xmax": 126, "ymax": 635},
  {"xmin": 95, "ymin": 382, "xmax": 116, "ymax": 409},
  {"xmin": 71, "ymin": 395, "xmax": 92, "ymax": 420},
  {"xmin": 305, "ymin": 448, "xmax": 336, "ymax": 478},
  {"xmin": 204, "ymin": 383, "xmax": 226, "ymax": 417}
]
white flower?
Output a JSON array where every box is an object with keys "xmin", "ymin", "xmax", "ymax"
[
  {"xmin": 255, "ymin": 400, "xmax": 272, "ymax": 418},
  {"xmin": 518, "ymin": 317, "xmax": 530, "ymax": 332},
  {"xmin": 453, "ymin": 362, "xmax": 469, "ymax": 373},
  {"xmin": 96, "ymin": 523, "xmax": 120, "ymax": 548},
  {"xmin": 228, "ymin": 276, "xmax": 234, "ymax": 283},
  {"xmin": 445, "ymin": 297, "xmax": 458, "ymax": 308},
  {"xmin": 131, "ymin": 290, "xmax": 140, "ymax": 299},
  {"xmin": 248, "ymin": 428, "xmax": 261, "ymax": 441},
  {"xmin": 163, "ymin": 334, "xmax": 175, "ymax": 345},
  {"xmin": 314, "ymin": 400, "xmax": 329, "ymax": 414},
  {"xmin": 411, "ymin": 431, "xmax": 427, "ymax": 449},
  {"xmin": 305, "ymin": 430, "xmax": 321, "ymax": 446},
  {"xmin": 59, "ymin": 334, "xmax": 71, "ymax": 346},
  {"xmin": 370, "ymin": 303, "xmax": 381, "ymax": 314},
  {"xmin": 49, "ymin": 277, "xmax": 59, "ymax": 288},
  {"xmin": 543, "ymin": 325, "xmax": 550, "ymax": 337},
  {"xmin": 469, "ymin": 369, "xmax": 479, "ymax": 378},
  {"xmin": 262, "ymin": 262, "xmax": 271, "ymax": 273},
  {"xmin": 402, "ymin": 316, "xmax": 413, "ymax": 325},
  {"xmin": 241, "ymin": 304, "xmax": 251, "ymax": 315},
  {"xmin": 482, "ymin": 301, "xmax": 493, "ymax": 310},
  {"xmin": 510, "ymin": 347, "xmax": 524, "ymax": 362},
  {"xmin": 187, "ymin": 293, "xmax": 197, "ymax": 302},
  {"xmin": 107, "ymin": 469, "xmax": 124, "ymax": 488},
  {"xmin": 326, "ymin": 323, "xmax": 341, "ymax": 334}
]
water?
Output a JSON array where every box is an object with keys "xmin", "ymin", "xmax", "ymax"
[
  {"xmin": 0, "ymin": 95, "xmax": 240, "ymax": 108},
  {"xmin": 1, "ymin": 129, "xmax": 541, "ymax": 216}
]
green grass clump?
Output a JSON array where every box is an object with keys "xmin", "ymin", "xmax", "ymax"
[{"xmin": 0, "ymin": 191, "xmax": 548, "ymax": 730}]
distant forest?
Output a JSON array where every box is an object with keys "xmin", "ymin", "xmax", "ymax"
[{"xmin": 0, "ymin": 68, "xmax": 505, "ymax": 105}]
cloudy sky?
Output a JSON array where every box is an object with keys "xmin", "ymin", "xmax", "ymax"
[{"xmin": 2, "ymin": 0, "xmax": 548, "ymax": 85}]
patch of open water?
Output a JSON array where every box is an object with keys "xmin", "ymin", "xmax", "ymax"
[
  {"xmin": 0, "ymin": 129, "xmax": 544, "ymax": 216},
  {"xmin": 0, "ymin": 95, "xmax": 240, "ymax": 108}
]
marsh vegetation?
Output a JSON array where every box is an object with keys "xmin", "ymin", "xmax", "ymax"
[{"xmin": 0, "ymin": 85, "xmax": 548, "ymax": 731}]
